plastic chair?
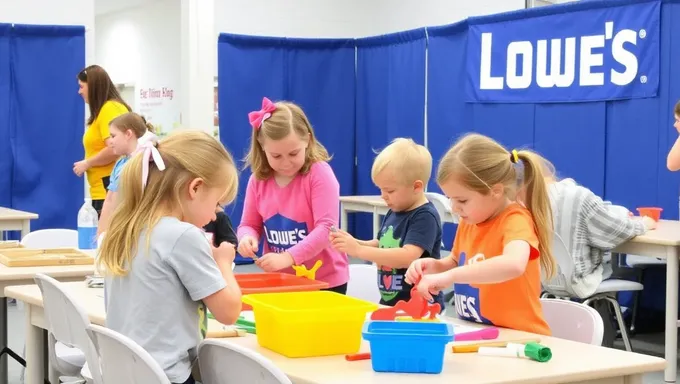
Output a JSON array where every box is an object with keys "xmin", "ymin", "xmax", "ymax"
[
  {"xmin": 425, "ymin": 192, "xmax": 457, "ymax": 224},
  {"xmin": 542, "ymin": 232, "xmax": 641, "ymax": 351},
  {"xmin": 346, "ymin": 264, "xmax": 381, "ymax": 303},
  {"xmin": 541, "ymin": 298, "xmax": 604, "ymax": 345},
  {"xmin": 33, "ymin": 273, "xmax": 102, "ymax": 384},
  {"xmin": 198, "ymin": 339, "xmax": 291, "ymax": 384},
  {"xmin": 86, "ymin": 324, "xmax": 170, "ymax": 384},
  {"xmin": 21, "ymin": 228, "xmax": 78, "ymax": 248}
]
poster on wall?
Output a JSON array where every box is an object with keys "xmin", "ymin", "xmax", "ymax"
[
  {"xmin": 136, "ymin": 85, "xmax": 180, "ymax": 137},
  {"xmin": 465, "ymin": 0, "xmax": 660, "ymax": 103}
]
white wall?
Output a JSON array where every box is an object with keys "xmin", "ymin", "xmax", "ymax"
[
  {"xmin": 0, "ymin": 0, "xmax": 95, "ymax": 65},
  {"xmin": 96, "ymin": 0, "xmax": 181, "ymax": 134}
]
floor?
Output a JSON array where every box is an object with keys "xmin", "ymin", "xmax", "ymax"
[{"xmin": 2, "ymin": 260, "xmax": 674, "ymax": 383}]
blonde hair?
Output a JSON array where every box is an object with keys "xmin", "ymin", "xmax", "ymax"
[
  {"xmin": 110, "ymin": 112, "xmax": 155, "ymax": 137},
  {"xmin": 436, "ymin": 133, "xmax": 556, "ymax": 279},
  {"xmin": 98, "ymin": 130, "xmax": 239, "ymax": 276},
  {"xmin": 245, "ymin": 101, "xmax": 330, "ymax": 179},
  {"xmin": 371, "ymin": 138, "xmax": 432, "ymax": 186}
]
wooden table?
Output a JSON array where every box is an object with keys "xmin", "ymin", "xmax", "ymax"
[
  {"xmin": 0, "ymin": 207, "xmax": 38, "ymax": 240},
  {"xmin": 5, "ymin": 282, "xmax": 665, "ymax": 384},
  {"xmin": 0, "ymin": 263, "xmax": 94, "ymax": 384},
  {"xmin": 613, "ymin": 219, "xmax": 680, "ymax": 383}
]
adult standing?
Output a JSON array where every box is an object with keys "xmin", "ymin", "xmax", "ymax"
[{"xmin": 74, "ymin": 65, "xmax": 131, "ymax": 216}]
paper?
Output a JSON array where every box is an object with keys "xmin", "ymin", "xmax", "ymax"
[
  {"xmin": 240, "ymin": 310, "xmax": 255, "ymax": 323},
  {"xmin": 436, "ymin": 316, "xmax": 483, "ymax": 335}
]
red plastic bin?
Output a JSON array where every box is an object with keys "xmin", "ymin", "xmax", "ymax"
[{"xmin": 236, "ymin": 273, "xmax": 329, "ymax": 310}]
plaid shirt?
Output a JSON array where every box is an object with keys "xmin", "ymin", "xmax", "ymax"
[{"xmin": 543, "ymin": 179, "xmax": 646, "ymax": 298}]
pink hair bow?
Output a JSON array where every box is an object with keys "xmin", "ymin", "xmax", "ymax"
[
  {"xmin": 137, "ymin": 138, "xmax": 166, "ymax": 191},
  {"xmin": 248, "ymin": 97, "xmax": 276, "ymax": 130}
]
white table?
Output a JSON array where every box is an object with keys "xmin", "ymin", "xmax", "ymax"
[
  {"xmin": 613, "ymin": 220, "xmax": 680, "ymax": 383},
  {"xmin": 5, "ymin": 281, "xmax": 666, "ymax": 384},
  {"xmin": 0, "ymin": 207, "xmax": 38, "ymax": 240}
]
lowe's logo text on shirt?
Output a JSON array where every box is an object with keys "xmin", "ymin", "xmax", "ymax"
[
  {"xmin": 263, "ymin": 214, "xmax": 308, "ymax": 253},
  {"xmin": 465, "ymin": 1, "xmax": 660, "ymax": 103}
]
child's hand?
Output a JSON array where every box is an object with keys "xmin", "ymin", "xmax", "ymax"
[
  {"xmin": 212, "ymin": 242, "xmax": 236, "ymax": 264},
  {"xmin": 405, "ymin": 258, "xmax": 438, "ymax": 285},
  {"xmin": 237, "ymin": 236, "xmax": 259, "ymax": 259},
  {"xmin": 329, "ymin": 229, "xmax": 360, "ymax": 256},
  {"xmin": 256, "ymin": 252, "xmax": 294, "ymax": 272},
  {"xmin": 415, "ymin": 273, "xmax": 450, "ymax": 302}
]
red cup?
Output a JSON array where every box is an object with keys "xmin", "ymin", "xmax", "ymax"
[{"xmin": 637, "ymin": 207, "xmax": 663, "ymax": 221}]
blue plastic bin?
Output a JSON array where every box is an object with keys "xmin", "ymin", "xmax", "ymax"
[{"xmin": 362, "ymin": 320, "xmax": 454, "ymax": 374}]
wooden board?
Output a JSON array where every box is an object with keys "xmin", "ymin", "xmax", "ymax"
[
  {"xmin": 0, "ymin": 241, "xmax": 22, "ymax": 250},
  {"xmin": 0, "ymin": 248, "xmax": 94, "ymax": 267}
]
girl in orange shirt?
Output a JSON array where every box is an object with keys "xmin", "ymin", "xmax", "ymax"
[{"xmin": 406, "ymin": 133, "xmax": 556, "ymax": 335}]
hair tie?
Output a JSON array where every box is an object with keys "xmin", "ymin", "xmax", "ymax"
[
  {"xmin": 510, "ymin": 149, "xmax": 519, "ymax": 164},
  {"xmin": 248, "ymin": 97, "xmax": 277, "ymax": 130},
  {"xmin": 137, "ymin": 138, "xmax": 166, "ymax": 191}
]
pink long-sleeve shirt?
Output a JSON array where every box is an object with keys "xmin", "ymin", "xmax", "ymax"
[{"xmin": 237, "ymin": 161, "xmax": 349, "ymax": 288}]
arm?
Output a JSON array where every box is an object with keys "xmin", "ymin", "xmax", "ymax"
[
  {"xmin": 356, "ymin": 210, "xmax": 440, "ymax": 268},
  {"xmin": 436, "ymin": 240, "xmax": 531, "ymax": 285},
  {"xmin": 214, "ymin": 213, "xmax": 238, "ymax": 246},
  {"xmin": 287, "ymin": 163, "xmax": 340, "ymax": 264},
  {"xmin": 583, "ymin": 193, "xmax": 649, "ymax": 250},
  {"xmin": 87, "ymin": 102, "xmax": 126, "ymax": 167},
  {"xmin": 236, "ymin": 176, "xmax": 263, "ymax": 240},
  {"xmin": 86, "ymin": 145, "xmax": 118, "ymax": 167},
  {"xmin": 668, "ymin": 136, "xmax": 680, "ymax": 171},
  {"xmin": 359, "ymin": 239, "xmax": 379, "ymax": 247},
  {"xmin": 97, "ymin": 191, "xmax": 117, "ymax": 235},
  {"xmin": 169, "ymin": 227, "xmax": 241, "ymax": 325}
]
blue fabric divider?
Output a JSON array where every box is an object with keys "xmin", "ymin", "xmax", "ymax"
[
  {"xmin": 0, "ymin": 24, "xmax": 11, "ymax": 211},
  {"xmin": 354, "ymin": 29, "xmax": 427, "ymax": 242},
  {"xmin": 218, "ymin": 35, "xmax": 355, "ymax": 262},
  {"xmin": 8, "ymin": 24, "xmax": 85, "ymax": 234}
]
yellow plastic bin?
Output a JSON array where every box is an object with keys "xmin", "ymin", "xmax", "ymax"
[{"xmin": 242, "ymin": 291, "xmax": 378, "ymax": 358}]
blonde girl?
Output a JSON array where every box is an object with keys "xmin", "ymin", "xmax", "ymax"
[
  {"xmin": 97, "ymin": 112, "xmax": 155, "ymax": 235},
  {"xmin": 99, "ymin": 131, "xmax": 242, "ymax": 384},
  {"xmin": 406, "ymin": 133, "xmax": 555, "ymax": 335},
  {"xmin": 237, "ymin": 97, "xmax": 349, "ymax": 293}
]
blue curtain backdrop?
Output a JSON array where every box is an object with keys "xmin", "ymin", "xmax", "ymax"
[
  {"xmin": 354, "ymin": 29, "xmax": 427, "ymax": 241},
  {"xmin": 0, "ymin": 25, "xmax": 11, "ymax": 211},
  {"xmin": 9, "ymin": 25, "xmax": 85, "ymax": 233},
  {"xmin": 217, "ymin": 35, "xmax": 355, "ymax": 261}
]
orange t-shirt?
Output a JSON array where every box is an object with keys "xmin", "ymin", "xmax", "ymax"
[{"xmin": 451, "ymin": 203, "xmax": 551, "ymax": 336}]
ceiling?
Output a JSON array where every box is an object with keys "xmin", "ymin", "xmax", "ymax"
[{"xmin": 94, "ymin": 0, "xmax": 159, "ymax": 16}]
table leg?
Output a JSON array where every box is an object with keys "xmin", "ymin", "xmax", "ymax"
[
  {"xmin": 665, "ymin": 247, "xmax": 678, "ymax": 383},
  {"xmin": 0, "ymin": 297, "xmax": 6, "ymax": 384},
  {"xmin": 24, "ymin": 305, "xmax": 44, "ymax": 384},
  {"xmin": 340, "ymin": 204, "xmax": 348, "ymax": 232},
  {"xmin": 372, "ymin": 208, "xmax": 380, "ymax": 239}
]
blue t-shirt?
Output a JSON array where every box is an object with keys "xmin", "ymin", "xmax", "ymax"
[
  {"xmin": 376, "ymin": 201, "xmax": 444, "ymax": 308},
  {"xmin": 108, "ymin": 156, "xmax": 130, "ymax": 193}
]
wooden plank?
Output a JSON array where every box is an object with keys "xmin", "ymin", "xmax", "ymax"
[
  {"xmin": 0, "ymin": 248, "xmax": 94, "ymax": 267},
  {"xmin": 0, "ymin": 241, "xmax": 22, "ymax": 249}
]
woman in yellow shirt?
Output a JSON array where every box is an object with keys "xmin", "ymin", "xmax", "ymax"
[{"xmin": 74, "ymin": 65, "xmax": 131, "ymax": 216}]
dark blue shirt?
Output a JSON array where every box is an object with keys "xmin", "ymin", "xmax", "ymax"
[{"xmin": 377, "ymin": 201, "xmax": 445, "ymax": 309}]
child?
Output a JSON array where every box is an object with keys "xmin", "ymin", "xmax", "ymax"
[
  {"xmin": 204, "ymin": 204, "xmax": 238, "ymax": 247},
  {"xmin": 97, "ymin": 112, "xmax": 155, "ymax": 235},
  {"xmin": 237, "ymin": 97, "xmax": 349, "ymax": 293},
  {"xmin": 98, "ymin": 131, "xmax": 242, "ymax": 384},
  {"xmin": 667, "ymin": 100, "xmax": 680, "ymax": 171},
  {"xmin": 405, "ymin": 133, "xmax": 555, "ymax": 336},
  {"xmin": 330, "ymin": 138, "xmax": 444, "ymax": 308}
]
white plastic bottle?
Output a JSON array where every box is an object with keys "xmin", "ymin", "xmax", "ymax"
[{"xmin": 77, "ymin": 198, "xmax": 99, "ymax": 250}]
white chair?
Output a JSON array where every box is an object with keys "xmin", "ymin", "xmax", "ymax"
[
  {"xmin": 347, "ymin": 264, "xmax": 381, "ymax": 303},
  {"xmin": 198, "ymin": 339, "xmax": 291, "ymax": 384},
  {"xmin": 541, "ymin": 298, "xmax": 604, "ymax": 345},
  {"xmin": 34, "ymin": 273, "xmax": 101, "ymax": 384},
  {"xmin": 86, "ymin": 324, "xmax": 170, "ymax": 384},
  {"xmin": 542, "ymin": 232, "xmax": 641, "ymax": 351},
  {"xmin": 21, "ymin": 228, "xmax": 78, "ymax": 248},
  {"xmin": 425, "ymin": 192, "xmax": 457, "ymax": 225}
]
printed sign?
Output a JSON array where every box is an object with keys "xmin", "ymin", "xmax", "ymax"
[{"xmin": 466, "ymin": 1, "xmax": 660, "ymax": 103}]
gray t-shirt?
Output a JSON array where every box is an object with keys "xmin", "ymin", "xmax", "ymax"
[{"xmin": 105, "ymin": 217, "xmax": 226, "ymax": 383}]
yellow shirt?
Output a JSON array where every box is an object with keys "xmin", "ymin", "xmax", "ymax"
[{"xmin": 83, "ymin": 100, "xmax": 128, "ymax": 200}]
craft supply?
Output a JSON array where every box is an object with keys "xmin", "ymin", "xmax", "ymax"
[
  {"xmin": 345, "ymin": 352, "xmax": 371, "ymax": 361},
  {"xmin": 477, "ymin": 343, "xmax": 551, "ymax": 363},
  {"xmin": 371, "ymin": 287, "xmax": 440, "ymax": 321},
  {"xmin": 0, "ymin": 241, "xmax": 22, "ymax": 249},
  {"xmin": 292, "ymin": 260, "xmax": 323, "ymax": 280},
  {"xmin": 0, "ymin": 248, "xmax": 93, "ymax": 267},
  {"xmin": 451, "ymin": 338, "xmax": 541, "ymax": 353},
  {"xmin": 454, "ymin": 327, "xmax": 499, "ymax": 342}
]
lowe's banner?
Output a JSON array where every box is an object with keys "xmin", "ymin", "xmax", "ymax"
[{"xmin": 466, "ymin": 1, "xmax": 661, "ymax": 103}]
